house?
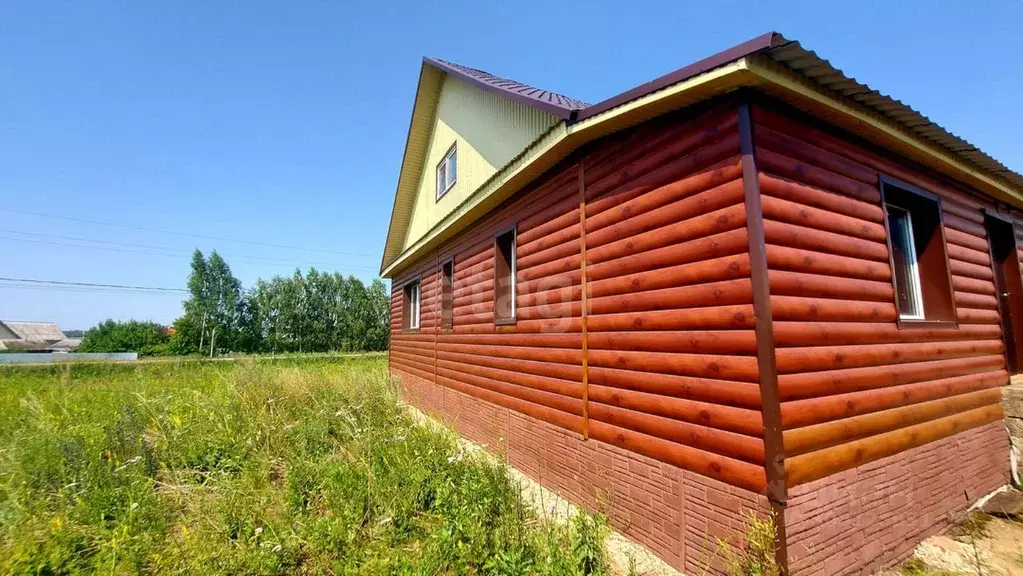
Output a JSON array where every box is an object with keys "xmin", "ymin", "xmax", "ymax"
[
  {"xmin": 380, "ymin": 32, "xmax": 1019, "ymax": 575},
  {"xmin": 0, "ymin": 321, "xmax": 68, "ymax": 351}
]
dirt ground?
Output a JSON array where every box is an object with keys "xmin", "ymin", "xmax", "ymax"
[{"xmin": 883, "ymin": 515, "xmax": 1023, "ymax": 576}]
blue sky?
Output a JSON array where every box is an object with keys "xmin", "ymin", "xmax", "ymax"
[{"xmin": 1, "ymin": 1, "xmax": 1020, "ymax": 330}]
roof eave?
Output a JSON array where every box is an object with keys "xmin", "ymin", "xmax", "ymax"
[
  {"xmin": 572, "ymin": 31, "xmax": 782, "ymax": 123},
  {"xmin": 380, "ymin": 60, "xmax": 754, "ymax": 278},
  {"xmin": 743, "ymin": 54, "xmax": 1023, "ymax": 208},
  {"xmin": 382, "ymin": 54, "xmax": 1023, "ymax": 277},
  {"xmin": 378, "ymin": 63, "xmax": 444, "ymax": 275}
]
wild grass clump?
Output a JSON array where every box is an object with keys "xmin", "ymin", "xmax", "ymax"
[
  {"xmin": 715, "ymin": 510, "xmax": 779, "ymax": 576},
  {"xmin": 900, "ymin": 556, "xmax": 958, "ymax": 576},
  {"xmin": 0, "ymin": 357, "xmax": 609, "ymax": 575}
]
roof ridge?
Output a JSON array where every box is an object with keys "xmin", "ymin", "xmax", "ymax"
[
  {"xmin": 425, "ymin": 57, "xmax": 589, "ymax": 120},
  {"xmin": 2, "ymin": 320, "xmax": 59, "ymax": 324}
]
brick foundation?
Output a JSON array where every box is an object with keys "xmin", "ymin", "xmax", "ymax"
[
  {"xmin": 395, "ymin": 369, "xmax": 769, "ymax": 575},
  {"xmin": 397, "ymin": 369, "xmax": 1010, "ymax": 575},
  {"xmin": 784, "ymin": 421, "xmax": 1009, "ymax": 576}
]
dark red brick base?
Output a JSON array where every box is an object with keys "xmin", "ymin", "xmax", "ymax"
[
  {"xmin": 395, "ymin": 369, "xmax": 769, "ymax": 575},
  {"xmin": 396, "ymin": 369, "xmax": 1009, "ymax": 575},
  {"xmin": 784, "ymin": 421, "xmax": 1009, "ymax": 576}
]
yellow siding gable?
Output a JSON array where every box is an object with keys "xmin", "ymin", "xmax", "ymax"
[{"xmin": 402, "ymin": 75, "xmax": 559, "ymax": 251}]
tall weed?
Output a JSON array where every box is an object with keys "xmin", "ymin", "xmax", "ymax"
[{"xmin": 0, "ymin": 357, "xmax": 609, "ymax": 575}]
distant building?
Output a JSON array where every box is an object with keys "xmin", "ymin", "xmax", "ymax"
[
  {"xmin": 47, "ymin": 338, "xmax": 82, "ymax": 352},
  {"xmin": 0, "ymin": 321, "xmax": 70, "ymax": 351}
]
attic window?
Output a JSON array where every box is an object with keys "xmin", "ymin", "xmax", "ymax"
[{"xmin": 436, "ymin": 144, "xmax": 457, "ymax": 200}]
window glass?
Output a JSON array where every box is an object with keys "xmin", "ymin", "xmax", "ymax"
[
  {"xmin": 411, "ymin": 283, "xmax": 420, "ymax": 329},
  {"xmin": 494, "ymin": 229, "xmax": 516, "ymax": 322},
  {"xmin": 436, "ymin": 164, "xmax": 446, "ymax": 198},
  {"xmin": 403, "ymin": 280, "xmax": 420, "ymax": 330},
  {"xmin": 441, "ymin": 260, "xmax": 454, "ymax": 328},
  {"xmin": 887, "ymin": 205, "xmax": 924, "ymax": 319},
  {"xmin": 881, "ymin": 180, "xmax": 955, "ymax": 324},
  {"xmin": 436, "ymin": 144, "xmax": 457, "ymax": 200},
  {"xmin": 447, "ymin": 148, "xmax": 457, "ymax": 184}
]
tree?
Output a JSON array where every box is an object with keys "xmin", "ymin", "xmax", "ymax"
[
  {"xmin": 184, "ymin": 250, "xmax": 212, "ymax": 352},
  {"xmin": 205, "ymin": 251, "xmax": 242, "ymax": 357},
  {"xmin": 78, "ymin": 320, "xmax": 170, "ymax": 356},
  {"xmin": 168, "ymin": 315, "xmax": 202, "ymax": 356},
  {"xmin": 175, "ymin": 251, "xmax": 390, "ymax": 355},
  {"xmin": 363, "ymin": 279, "xmax": 390, "ymax": 351}
]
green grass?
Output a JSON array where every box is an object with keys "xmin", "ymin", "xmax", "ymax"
[
  {"xmin": 899, "ymin": 557, "xmax": 958, "ymax": 576},
  {"xmin": 0, "ymin": 357, "xmax": 609, "ymax": 575},
  {"xmin": 948, "ymin": 511, "xmax": 992, "ymax": 541}
]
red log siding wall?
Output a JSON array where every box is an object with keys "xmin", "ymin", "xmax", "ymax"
[
  {"xmin": 748, "ymin": 106, "xmax": 1008, "ymax": 486},
  {"xmin": 390, "ymin": 106, "xmax": 770, "ymax": 572},
  {"xmin": 750, "ymin": 105, "xmax": 1010, "ymax": 573}
]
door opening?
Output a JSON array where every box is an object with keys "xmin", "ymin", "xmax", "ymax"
[{"xmin": 985, "ymin": 213, "xmax": 1023, "ymax": 374}]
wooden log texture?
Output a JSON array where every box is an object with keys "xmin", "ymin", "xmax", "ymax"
[
  {"xmin": 749, "ymin": 105, "xmax": 1012, "ymax": 485},
  {"xmin": 780, "ymin": 372, "xmax": 1006, "ymax": 430},
  {"xmin": 388, "ymin": 102, "xmax": 1013, "ymax": 494},
  {"xmin": 387, "ymin": 108, "xmax": 773, "ymax": 493},
  {"xmin": 785, "ymin": 405, "xmax": 1003, "ymax": 487},
  {"xmin": 783, "ymin": 388, "xmax": 1003, "ymax": 456}
]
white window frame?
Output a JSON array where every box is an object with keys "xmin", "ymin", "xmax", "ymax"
[
  {"xmin": 405, "ymin": 280, "xmax": 421, "ymax": 330},
  {"xmin": 436, "ymin": 144, "xmax": 457, "ymax": 200},
  {"xmin": 888, "ymin": 204, "xmax": 925, "ymax": 320},
  {"xmin": 509, "ymin": 231, "xmax": 517, "ymax": 318}
]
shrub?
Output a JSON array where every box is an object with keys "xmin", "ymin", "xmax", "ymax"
[{"xmin": 77, "ymin": 319, "xmax": 170, "ymax": 355}]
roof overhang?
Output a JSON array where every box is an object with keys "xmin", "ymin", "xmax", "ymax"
[
  {"xmin": 381, "ymin": 59, "xmax": 752, "ymax": 278},
  {"xmin": 742, "ymin": 54, "xmax": 1023, "ymax": 210},
  {"xmin": 378, "ymin": 63, "xmax": 445, "ymax": 278},
  {"xmin": 381, "ymin": 35, "xmax": 1023, "ymax": 278}
]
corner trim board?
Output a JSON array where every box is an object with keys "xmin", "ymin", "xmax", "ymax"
[
  {"xmin": 739, "ymin": 101, "xmax": 789, "ymax": 572},
  {"xmin": 579, "ymin": 161, "xmax": 590, "ymax": 440}
]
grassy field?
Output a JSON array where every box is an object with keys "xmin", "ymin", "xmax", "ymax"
[{"xmin": 0, "ymin": 357, "xmax": 609, "ymax": 575}]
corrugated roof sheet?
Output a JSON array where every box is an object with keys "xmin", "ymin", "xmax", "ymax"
[
  {"xmin": 426, "ymin": 35, "xmax": 1020, "ymax": 192},
  {"xmin": 573, "ymin": 32, "xmax": 1022, "ymax": 191},
  {"xmin": 759, "ymin": 35, "xmax": 1023, "ymax": 191},
  {"xmin": 0, "ymin": 321, "xmax": 66, "ymax": 343},
  {"xmin": 384, "ymin": 35, "xmax": 1022, "ymax": 275},
  {"xmin": 425, "ymin": 58, "xmax": 589, "ymax": 119}
]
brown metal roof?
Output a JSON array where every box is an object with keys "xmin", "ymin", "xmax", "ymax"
[
  {"xmin": 424, "ymin": 57, "xmax": 589, "ymax": 120},
  {"xmin": 759, "ymin": 35, "xmax": 1023, "ymax": 191},
  {"xmin": 429, "ymin": 35, "xmax": 1020, "ymax": 191},
  {"xmin": 572, "ymin": 32, "xmax": 1023, "ymax": 191},
  {"xmin": 387, "ymin": 36, "xmax": 1022, "ymax": 275},
  {"xmin": 573, "ymin": 32, "xmax": 779, "ymax": 122}
]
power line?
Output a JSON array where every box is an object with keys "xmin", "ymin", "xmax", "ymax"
[
  {"xmin": 0, "ymin": 230, "xmax": 380, "ymax": 271},
  {"xmin": 0, "ymin": 277, "xmax": 187, "ymax": 293},
  {"xmin": 0, "ymin": 207, "xmax": 378, "ymax": 258},
  {"xmin": 0, "ymin": 282, "xmax": 184, "ymax": 296}
]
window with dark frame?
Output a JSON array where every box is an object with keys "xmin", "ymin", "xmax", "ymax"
[
  {"xmin": 441, "ymin": 259, "xmax": 454, "ymax": 329},
  {"xmin": 494, "ymin": 228, "xmax": 516, "ymax": 323},
  {"xmin": 402, "ymin": 280, "xmax": 420, "ymax": 330},
  {"xmin": 436, "ymin": 144, "xmax": 457, "ymax": 200},
  {"xmin": 881, "ymin": 179, "xmax": 956, "ymax": 325}
]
